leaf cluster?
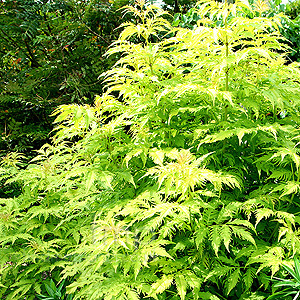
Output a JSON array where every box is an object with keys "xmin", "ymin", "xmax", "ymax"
[{"xmin": 2, "ymin": 1, "xmax": 300, "ymax": 299}]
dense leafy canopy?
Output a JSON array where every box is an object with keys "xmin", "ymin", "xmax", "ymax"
[
  {"xmin": 281, "ymin": 0, "xmax": 300, "ymax": 62},
  {"xmin": 2, "ymin": 0, "xmax": 300, "ymax": 300},
  {"xmin": 0, "ymin": 0, "xmax": 129, "ymax": 154}
]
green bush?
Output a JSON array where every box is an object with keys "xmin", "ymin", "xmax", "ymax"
[
  {"xmin": 2, "ymin": 0, "xmax": 300, "ymax": 299},
  {"xmin": 285, "ymin": 0, "xmax": 300, "ymax": 19},
  {"xmin": 281, "ymin": 16, "xmax": 300, "ymax": 63}
]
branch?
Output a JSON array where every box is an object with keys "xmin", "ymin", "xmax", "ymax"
[
  {"xmin": 174, "ymin": 0, "xmax": 181, "ymax": 13},
  {"xmin": 0, "ymin": 28, "xmax": 41, "ymax": 67},
  {"xmin": 81, "ymin": 23, "xmax": 111, "ymax": 46},
  {"xmin": 24, "ymin": 38, "xmax": 41, "ymax": 67}
]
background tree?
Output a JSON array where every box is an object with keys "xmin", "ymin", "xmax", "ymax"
[
  {"xmin": 161, "ymin": 0, "xmax": 197, "ymax": 13},
  {"xmin": 0, "ymin": 0, "xmax": 130, "ymax": 155},
  {"xmin": 280, "ymin": 0, "xmax": 300, "ymax": 62}
]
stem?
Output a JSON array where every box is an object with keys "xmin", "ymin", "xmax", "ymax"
[
  {"xmin": 224, "ymin": 40, "xmax": 228, "ymax": 122},
  {"xmin": 290, "ymin": 166, "xmax": 300, "ymax": 203},
  {"xmin": 81, "ymin": 22, "xmax": 111, "ymax": 46},
  {"xmin": 222, "ymin": 0, "xmax": 229, "ymax": 156},
  {"xmin": 225, "ymin": 39, "xmax": 229, "ymax": 91},
  {"xmin": 267, "ymin": 223, "xmax": 279, "ymax": 243},
  {"xmin": 224, "ymin": 0, "xmax": 229, "ymax": 122},
  {"xmin": 24, "ymin": 39, "xmax": 41, "ymax": 67},
  {"xmin": 149, "ymin": 62, "xmax": 154, "ymax": 75},
  {"xmin": 174, "ymin": 0, "xmax": 180, "ymax": 13}
]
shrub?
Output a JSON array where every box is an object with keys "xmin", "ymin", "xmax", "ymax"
[{"xmin": 2, "ymin": 0, "xmax": 300, "ymax": 299}]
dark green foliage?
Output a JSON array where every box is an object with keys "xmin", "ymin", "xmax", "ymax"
[
  {"xmin": 285, "ymin": 0, "xmax": 300, "ymax": 19},
  {"xmin": 0, "ymin": 0, "xmax": 129, "ymax": 155},
  {"xmin": 161, "ymin": 0, "xmax": 197, "ymax": 13},
  {"xmin": 281, "ymin": 16, "xmax": 300, "ymax": 63},
  {"xmin": 173, "ymin": 6, "xmax": 201, "ymax": 29},
  {"xmin": 267, "ymin": 0, "xmax": 300, "ymax": 62},
  {"xmin": 267, "ymin": 257, "xmax": 300, "ymax": 300},
  {"xmin": 38, "ymin": 279, "xmax": 73, "ymax": 300}
]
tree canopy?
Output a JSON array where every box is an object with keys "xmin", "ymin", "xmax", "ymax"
[{"xmin": 0, "ymin": 0, "xmax": 129, "ymax": 153}]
